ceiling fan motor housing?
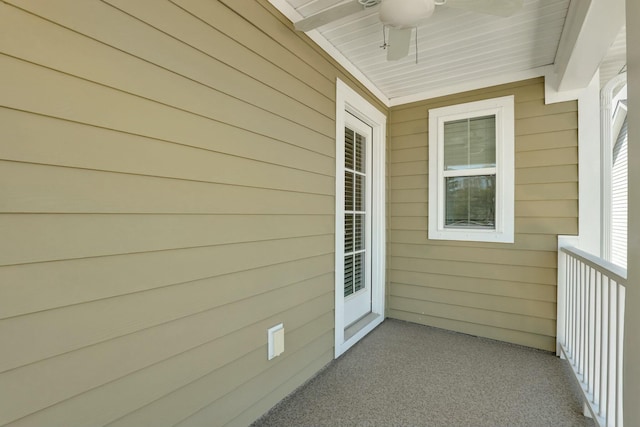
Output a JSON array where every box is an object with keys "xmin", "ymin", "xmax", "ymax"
[{"xmin": 379, "ymin": 0, "xmax": 436, "ymax": 28}]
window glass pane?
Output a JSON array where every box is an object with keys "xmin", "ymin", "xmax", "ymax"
[
  {"xmin": 445, "ymin": 175, "xmax": 496, "ymax": 228},
  {"xmin": 345, "ymin": 127, "xmax": 354, "ymax": 170},
  {"xmin": 444, "ymin": 115, "xmax": 496, "ymax": 170}
]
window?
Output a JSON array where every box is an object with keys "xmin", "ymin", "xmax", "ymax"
[
  {"xmin": 428, "ymin": 96, "xmax": 514, "ymax": 243},
  {"xmin": 610, "ymin": 95, "xmax": 627, "ymax": 269},
  {"xmin": 601, "ymin": 74, "xmax": 627, "ymax": 268}
]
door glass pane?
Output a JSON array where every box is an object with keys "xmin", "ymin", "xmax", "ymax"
[
  {"xmin": 344, "ymin": 255, "xmax": 354, "ymax": 297},
  {"xmin": 354, "ymin": 252, "xmax": 364, "ymax": 292},
  {"xmin": 444, "ymin": 115, "xmax": 496, "ymax": 170},
  {"xmin": 445, "ymin": 175, "xmax": 496, "ymax": 228},
  {"xmin": 354, "ymin": 214, "xmax": 364, "ymax": 251},
  {"xmin": 345, "ymin": 127, "xmax": 354, "ymax": 170},
  {"xmin": 345, "ymin": 214, "xmax": 354, "ymax": 253},
  {"xmin": 355, "ymin": 132, "xmax": 366, "ymax": 173},
  {"xmin": 345, "ymin": 171, "xmax": 354, "ymax": 211},
  {"xmin": 355, "ymin": 174, "xmax": 364, "ymax": 211}
]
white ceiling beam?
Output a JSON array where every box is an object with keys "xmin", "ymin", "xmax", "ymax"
[{"xmin": 552, "ymin": 0, "xmax": 625, "ymax": 92}]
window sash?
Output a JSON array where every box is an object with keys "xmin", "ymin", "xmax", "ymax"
[
  {"xmin": 443, "ymin": 115, "xmax": 496, "ymax": 171},
  {"xmin": 443, "ymin": 174, "xmax": 496, "ymax": 229},
  {"xmin": 439, "ymin": 123, "xmax": 499, "ymax": 232}
]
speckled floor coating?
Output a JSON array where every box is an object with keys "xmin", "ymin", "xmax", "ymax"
[{"xmin": 252, "ymin": 319, "xmax": 594, "ymax": 427}]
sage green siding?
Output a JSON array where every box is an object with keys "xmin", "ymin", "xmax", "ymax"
[
  {"xmin": 0, "ymin": 1, "xmax": 384, "ymax": 426},
  {"xmin": 388, "ymin": 78, "xmax": 578, "ymax": 351}
]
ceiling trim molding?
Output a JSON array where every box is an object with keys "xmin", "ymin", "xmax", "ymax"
[
  {"xmin": 268, "ymin": 0, "xmax": 390, "ymax": 107},
  {"xmin": 388, "ymin": 66, "xmax": 553, "ymax": 107},
  {"xmin": 553, "ymin": 0, "xmax": 625, "ymax": 92},
  {"xmin": 544, "ymin": 70, "xmax": 585, "ymax": 104}
]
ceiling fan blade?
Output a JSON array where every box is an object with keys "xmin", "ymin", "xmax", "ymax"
[
  {"xmin": 294, "ymin": 1, "xmax": 366, "ymax": 32},
  {"xmin": 443, "ymin": 0, "xmax": 523, "ymax": 17},
  {"xmin": 387, "ymin": 27, "xmax": 413, "ymax": 61}
]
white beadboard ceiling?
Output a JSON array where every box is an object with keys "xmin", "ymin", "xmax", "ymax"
[{"xmin": 270, "ymin": 0, "xmax": 627, "ymax": 104}]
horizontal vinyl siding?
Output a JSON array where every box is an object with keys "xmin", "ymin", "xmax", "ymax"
[
  {"xmin": 0, "ymin": 1, "xmax": 385, "ymax": 426},
  {"xmin": 388, "ymin": 78, "xmax": 578, "ymax": 351}
]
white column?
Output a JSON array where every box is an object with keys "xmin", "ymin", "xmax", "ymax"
[
  {"xmin": 623, "ymin": 1, "xmax": 640, "ymax": 425},
  {"xmin": 577, "ymin": 74, "xmax": 602, "ymax": 255}
]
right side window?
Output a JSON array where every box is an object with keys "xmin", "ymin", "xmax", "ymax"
[{"xmin": 428, "ymin": 96, "xmax": 514, "ymax": 243}]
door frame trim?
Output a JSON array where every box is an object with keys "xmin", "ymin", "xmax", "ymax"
[{"xmin": 335, "ymin": 78, "xmax": 386, "ymax": 358}]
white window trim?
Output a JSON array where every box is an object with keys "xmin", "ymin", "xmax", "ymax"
[
  {"xmin": 428, "ymin": 95, "xmax": 515, "ymax": 243},
  {"xmin": 335, "ymin": 78, "xmax": 386, "ymax": 358}
]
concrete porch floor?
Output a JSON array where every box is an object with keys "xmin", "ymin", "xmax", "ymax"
[{"xmin": 252, "ymin": 319, "xmax": 594, "ymax": 427}]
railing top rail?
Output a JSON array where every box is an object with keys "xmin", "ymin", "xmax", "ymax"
[{"xmin": 561, "ymin": 245, "xmax": 627, "ymax": 284}]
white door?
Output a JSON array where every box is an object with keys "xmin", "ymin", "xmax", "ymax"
[
  {"xmin": 342, "ymin": 112, "xmax": 373, "ymax": 327},
  {"xmin": 334, "ymin": 78, "xmax": 385, "ymax": 358}
]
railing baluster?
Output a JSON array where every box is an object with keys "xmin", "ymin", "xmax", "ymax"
[
  {"xmin": 583, "ymin": 262, "xmax": 588, "ymax": 376},
  {"xmin": 607, "ymin": 281, "xmax": 616, "ymax": 426},
  {"xmin": 585, "ymin": 267, "xmax": 595, "ymax": 393},
  {"xmin": 593, "ymin": 271, "xmax": 601, "ymax": 408},
  {"xmin": 576, "ymin": 259, "xmax": 581, "ymax": 372},
  {"xmin": 601, "ymin": 276, "xmax": 609, "ymax": 419},
  {"xmin": 616, "ymin": 285, "xmax": 625, "ymax": 425},
  {"xmin": 569, "ymin": 257, "xmax": 575, "ymax": 360},
  {"xmin": 580, "ymin": 261, "xmax": 585, "ymax": 376},
  {"xmin": 567, "ymin": 257, "xmax": 571, "ymax": 358},
  {"xmin": 564, "ymin": 252, "xmax": 569, "ymax": 351},
  {"xmin": 557, "ymin": 246, "xmax": 626, "ymax": 427},
  {"xmin": 571, "ymin": 260, "xmax": 580, "ymax": 363},
  {"xmin": 612, "ymin": 282, "xmax": 617, "ymax": 427},
  {"xmin": 572, "ymin": 259, "xmax": 576, "ymax": 362}
]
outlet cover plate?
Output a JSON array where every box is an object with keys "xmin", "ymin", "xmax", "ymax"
[{"xmin": 268, "ymin": 323, "xmax": 284, "ymax": 360}]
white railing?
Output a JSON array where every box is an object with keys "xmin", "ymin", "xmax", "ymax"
[{"xmin": 557, "ymin": 245, "xmax": 627, "ymax": 427}]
